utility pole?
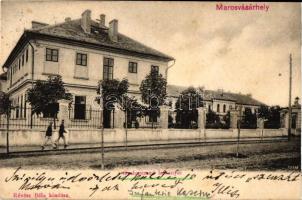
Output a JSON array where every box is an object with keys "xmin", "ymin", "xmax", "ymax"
[
  {"xmin": 288, "ymin": 54, "xmax": 292, "ymax": 141},
  {"xmin": 236, "ymin": 105, "xmax": 242, "ymax": 157},
  {"xmin": 6, "ymin": 108, "xmax": 10, "ymax": 155},
  {"xmin": 99, "ymin": 86, "xmax": 105, "ymax": 169},
  {"xmin": 124, "ymin": 95, "xmax": 128, "ymax": 151}
]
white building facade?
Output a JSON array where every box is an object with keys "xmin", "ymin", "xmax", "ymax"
[{"xmin": 1, "ymin": 10, "xmax": 174, "ymax": 121}]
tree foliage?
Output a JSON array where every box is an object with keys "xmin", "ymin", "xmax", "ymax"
[
  {"xmin": 257, "ymin": 105, "xmax": 281, "ymax": 129},
  {"xmin": 0, "ymin": 92, "xmax": 11, "ymax": 115},
  {"xmin": 175, "ymin": 87, "xmax": 203, "ymax": 129},
  {"xmin": 265, "ymin": 106, "xmax": 281, "ymax": 129},
  {"xmin": 139, "ymin": 68, "xmax": 167, "ymax": 107},
  {"xmin": 96, "ymin": 78, "xmax": 129, "ymax": 110},
  {"xmin": 97, "ymin": 78, "xmax": 148, "ymax": 127},
  {"xmin": 206, "ymin": 109, "xmax": 221, "ymax": 128},
  {"xmin": 258, "ymin": 105, "xmax": 270, "ymax": 119},
  {"xmin": 240, "ymin": 107, "xmax": 257, "ymax": 129},
  {"xmin": 27, "ymin": 75, "xmax": 72, "ymax": 116}
]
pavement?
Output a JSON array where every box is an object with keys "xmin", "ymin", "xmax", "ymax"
[{"xmin": 0, "ymin": 136, "xmax": 288, "ymax": 155}]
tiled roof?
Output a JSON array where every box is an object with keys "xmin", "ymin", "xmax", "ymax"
[
  {"xmin": 167, "ymin": 85, "xmax": 265, "ymax": 106},
  {"xmin": 27, "ymin": 19, "xmax": 174, "ymax": 61}
]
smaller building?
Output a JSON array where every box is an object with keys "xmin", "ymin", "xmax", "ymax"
[
  {"xmin": 167, "ymin": 85, "xmax": 264, "ymax": 115},
  {"xmin": 280, "ymin": 97, "xmax": 301, "ymax": 135}
]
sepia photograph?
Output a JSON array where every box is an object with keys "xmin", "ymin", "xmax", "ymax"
[{"xmin": 0, "ymin": 1, "xmax": 301, "ymax": 200}]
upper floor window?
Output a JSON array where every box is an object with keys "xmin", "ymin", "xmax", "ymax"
[
  {"xmin": 26, "ymin": 49, "xmax": 28, "ymax": 62},
  {"xmin": 223, "ymin": 104, "xmax": 226, "ymax": 113},
  {"xmin": 46, "ymin": 48, "xmax": 58, "ymax": 62},
  {"xmin": 76, "ymin": 53, "xmax": 87, "ymax": 66},
  {"xmin": 217, "ymin": 104, "xmax": 220, "ymax": 113},
  {"xmin": 18, "ymin": 59, "xmax": 21, "ymax": 70},
  {"xmin": 151, "ymin": 65, "xmax": 159, "ymax": 73},
  {"xmin": 128, "ymin": 62, "xmax": 137, "ymax": 73},
  {"xmin": 103, "ymin": 57, "xmax": 114, "ymax": 80}
]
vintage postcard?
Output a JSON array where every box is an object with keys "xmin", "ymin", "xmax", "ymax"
[{"xmin": 0, "ymin": 1, "xmax": 301, "ymax": 200}]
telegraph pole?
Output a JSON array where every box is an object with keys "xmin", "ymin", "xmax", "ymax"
[
  {"xmin": 236, "ymin": 105, "xmax": 242, "ymax": 157},
  {"xmin": 288, "ymin": 54, "xmax": 292, "ymax": 141},
  {"xmin": 99, "ymin": 86, "xmax": 105, "ymax": 169}
]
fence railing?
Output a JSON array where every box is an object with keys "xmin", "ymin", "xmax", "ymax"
[
  {"xmin": 0, "ymin": 108, "xmax": 58, "ymax": 129},
  {"xmin": 131, "ymin": 115, "xmax": 161, "ymax": 129},
  {"xmin": 0, "ymin": 107, "xmax": 283, "ymax": 130},
  {"xmin": 68, "ymin": 107, "xmax": 102, "ymax": 129}
]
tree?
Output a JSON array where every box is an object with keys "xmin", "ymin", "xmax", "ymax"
[
  {"xmin": 222, "ymin": 111, "xmax": 231, "ymax": 129},
  {"xmin": 97, "ymin": 79, "xmax": 148, "ymax": 128},
  {"xmin": 96, "ymin": 79, "xmax": 129, "ymax": 128},
  {"xmin": 241, "ymin": 108, "xmax": 257, "ymax": 129},
  {"xmin": 121, "ymin": 95, "xmax": 147, "ymax": 128},
  {"xmin": 206, "ymin": 109, "xmax": 221, "ymax": 128},
  {"xmin": 139, "ymin": 68, "xmax": 167, "ymax": 120},
  {"xmin": 266, "ymin": 106, "xmax": 281, "ymax": 129},
  {"xmin": 96, "ymin": 79, "xmax": 129, "ymax": 108},
  {"xmin": 257, "ymin": 105, "xmax": 281, "ymax": 129},
  {"xmin": 175, "ymin": 87, "xmax": 203, "ymax": 128},
  {"xmin": 258, "ymin": 105, "xmax": 269, "ymax": 119},
  {"xmin": 0, "ymin": 92, "xmax": 11, "ymax": 115},
  {"xmin": 27, "ymin": 75, "xmax": 72, "ymax": 127}
]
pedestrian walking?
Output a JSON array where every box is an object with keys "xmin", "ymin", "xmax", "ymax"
[
  {"xmin": 55, "ymin": 120, "xmax": 68, "ymax": 149},
  {"xmin": 41, "ymin": 121, "xmax": 56, "ymax": 150}
]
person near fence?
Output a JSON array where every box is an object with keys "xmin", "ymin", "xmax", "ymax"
[
  {"xmin": 41, "ymin": 122, "xmax": 56, "ymax": 150},
  {"xmin": 55, "ymin": 120, "xmax": 68, "ymax": 149}
]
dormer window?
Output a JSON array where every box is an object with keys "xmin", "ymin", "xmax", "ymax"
[{"xmin": 46, "ymin": 48, "xmax": 58, "ymax": 62}]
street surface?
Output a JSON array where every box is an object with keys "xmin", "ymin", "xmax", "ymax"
[{"xmin": 0, "ymin": 137, "xmax": 300, "ymax": 171}]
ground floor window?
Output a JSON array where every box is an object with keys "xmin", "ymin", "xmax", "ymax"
[{"xmin": 74, "ymin": 96, "xmax": 86, "ymax": 119}]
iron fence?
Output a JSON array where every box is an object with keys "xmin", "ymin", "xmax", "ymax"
[
  {"xmin": 0, "ymin": 107, "xmax": 58, "ymax": 129},
  {"xmin": 68, "ymin": 107, "xmax": 102, "ymax": 129},
  {"xmin": 129, "ymin": 115, "xmax": 161, "ymax": 129}
]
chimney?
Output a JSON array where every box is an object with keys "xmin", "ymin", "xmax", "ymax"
[
  {"xmin": 109, "ymin": 19, "xmax": 118, "ymax": 42},
  {"xmin": 218, "ymin": 89, "xmax": 224, "ymax": 96},
  {"xmin": 65, "ymin": 17, "xmax": 71, "ymax": 22},
  {"xmin": 99, "ymin": 14, "xmax": 106, "ymax": 27},
  {"xmin": 31, "ymin": 21, "xmax": 49, "ymax": 29},
  {"xmin": 81, "ymin": 9, "xmax": 91, "ymax": 34}
]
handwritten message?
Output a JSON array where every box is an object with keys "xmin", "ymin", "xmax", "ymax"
[{"xmin": 0, "ymin": 168, "xmax": 301, "ymax": 199}]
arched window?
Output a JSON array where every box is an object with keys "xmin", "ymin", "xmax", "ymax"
[
  {"xmin": 217, "ymin": 104, "xmax": 220, "ymax": 112},
  {"xmin": 223, "ymin": 104, "xmax": 226, "ymax": 113}
]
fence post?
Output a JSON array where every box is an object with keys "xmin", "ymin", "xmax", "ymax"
[
  {"xmin": 159, "ymin": 105, "xmax": 169, "ymax": 129},
  {"xmin": 197, "ymin": 107, "xmax": 206, "ymax": 142},
  {"xmin": 114, "ymin": 104, "xmax": 124, "ymax": 128},
  {"xmin": 197, "ymin": 107, "xmax": 206, "ymax": 129},
  {"xmin": 257, "ymin": 118, "xmax": 264, "ymax": 141},
  {"xmin": 230, "ymin": 110, "xmax": 239, "ymax": 129},
  {"xmin": 58, "ymin": 100, "xmax": 70, "ymax": 127}
]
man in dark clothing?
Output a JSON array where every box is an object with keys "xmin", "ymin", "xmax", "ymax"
[
  {"xmin": 41, "ymin": 122, "xmax": 56, "ymax": 150},
  {"xmin": 55, "ymin": 120, "xmax": 68, "ymax": 149}
]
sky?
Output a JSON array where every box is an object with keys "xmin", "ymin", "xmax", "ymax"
[{"xmin": 0, "ymin": 1, "xmax": 301, "ymax": 106}]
